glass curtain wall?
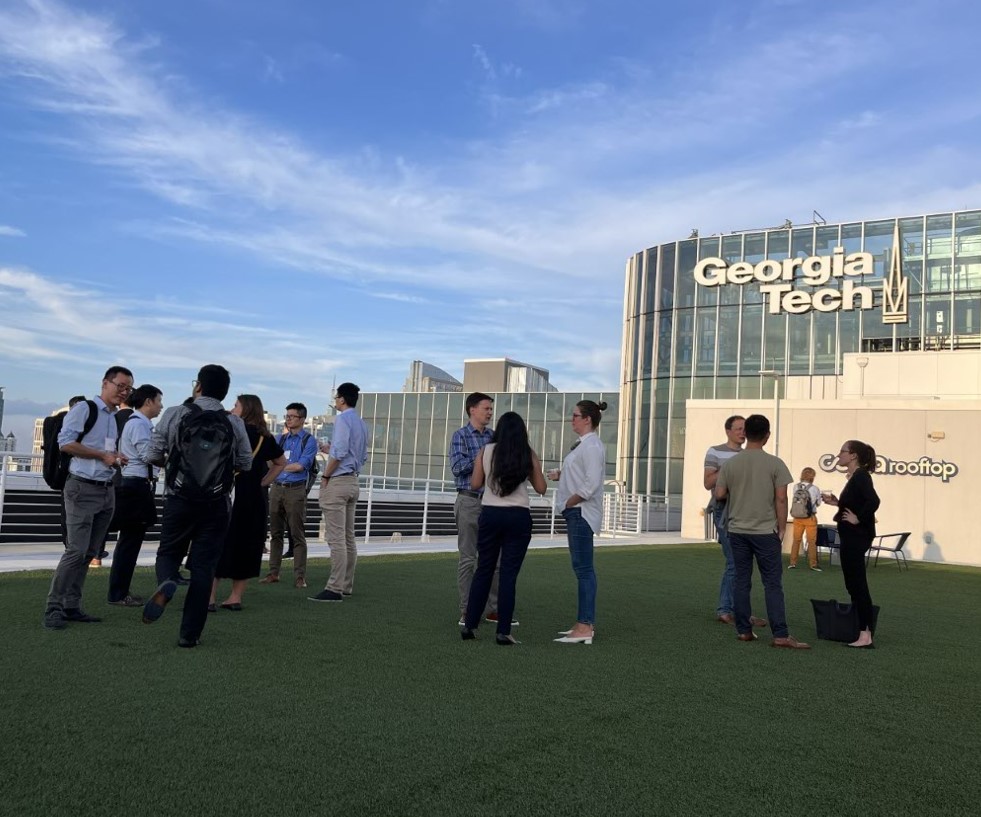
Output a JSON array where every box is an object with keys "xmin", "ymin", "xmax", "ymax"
[
  {"xmin": 620, "ymin": 210, "xmax": 981, "ymax": 498},
  {"xmin": 358, "ymin": 392, "xmax": 619, "ymax": 489}
]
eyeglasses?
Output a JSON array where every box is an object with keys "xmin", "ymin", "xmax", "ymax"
[
  {"xmin": 571, "ymin": 412, "xmax": 583, "ymax": 419},
  {"xmin": 284, "ymin": 414, "xmax": 303, "ymax": 421},
  {"xmin": 108, "ymin": 380, "xmax": 133, "ymax": 393}
]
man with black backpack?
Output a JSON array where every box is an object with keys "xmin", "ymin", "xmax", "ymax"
[
  {"xmin": 42, "ymin": 367, "xmax": 134, "ymax": 631},
  {"xmin": 142, "ymin": 365, "xmax": 252, "ymax": 648},
  {"xmin": 260, "ymin": 402, "xmax": 319, "ymax": 589},
  {"xmin": 41, "ymin": 394, "xmax": 86, "ymax": 547}
]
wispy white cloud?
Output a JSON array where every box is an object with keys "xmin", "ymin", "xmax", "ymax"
[
  {"xmin": 0, "ymin": 225, "xmax": 26, "ymax": 237},
  {"xmin": 1, "ymin": 0, "xmax": 980, "ymax": 403}
]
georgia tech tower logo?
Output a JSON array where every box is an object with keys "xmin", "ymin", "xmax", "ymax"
[{"xmin": 694, "ymin": 221, "xmax": 909, "ymax": 322}]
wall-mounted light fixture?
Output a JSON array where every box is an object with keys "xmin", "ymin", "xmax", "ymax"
[{"xmin": 927, "ymin": 431, "xmax": 946, "ymax": 442}]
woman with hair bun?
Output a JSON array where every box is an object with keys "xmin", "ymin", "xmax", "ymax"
[
  {"xmin": 548, "ymin": 400, "xmax": 607, "ymax": 645},
  {"xmin": 822, "ymin": 440, "xmax": 880, "ymax": 648}
]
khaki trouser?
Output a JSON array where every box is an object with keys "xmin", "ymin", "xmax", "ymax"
[
  {"xmin": 268, "ymin": 482, "xmax": 309, "ymax": 579},
  {"xmin": 790, "ymin": 516, "xmax": 818, "ymax": 567},
  {"xmin": 319, "ymin": 475, "xmax": 359, "ymax": 594}
]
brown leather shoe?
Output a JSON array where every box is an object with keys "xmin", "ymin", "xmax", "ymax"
[
  {"xmin": 736, "ymin": 632, "xmax": 758, "ymax": 642},
  {"xmin": 771, "ymin": 635, "xmax": 812, "ymax": 650},
  {"xmin": 259, "ymin": 573, "xmax": 280, "ymax": 584},
  {"xmin": 716, "ymin": 613, "xmax": 735, "ymax": 624},
  {"xmin": 750, "ymin": 615, "xmax": 768, "ymax": 627},
  {"xmin": 294, "ymin": 577, "xmax": 308, "ymax": 589}
]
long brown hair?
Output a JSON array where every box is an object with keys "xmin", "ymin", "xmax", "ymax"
[{"xmin": 236, "ymin": 394, "xmax": 271, "ymax": 437}]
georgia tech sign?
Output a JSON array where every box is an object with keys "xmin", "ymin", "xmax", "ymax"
[
  {"xmin": 694, "ymin": 224, "xmax": 909, "ymax": 322},
  {"xmin": 818, "ymin": 453, "xmax": 959, "ymax": 483}
]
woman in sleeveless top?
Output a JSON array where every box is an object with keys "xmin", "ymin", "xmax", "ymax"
[{"xmin": 461, "ymin": 412, "xmax": 547, "ymax": 645}]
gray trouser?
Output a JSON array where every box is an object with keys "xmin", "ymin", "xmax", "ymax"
[
  {"xmin": 46, "ymin": 477, "xmax": 115, "ymax": 613},
  {"xmin": 455, "ymin": 493, "xmax": 497, "ymax": 615}
]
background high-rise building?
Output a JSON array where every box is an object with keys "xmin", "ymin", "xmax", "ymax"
[
  {"xmin": 402, "ymin": 361, "xmax": 463, "ymax": 393},
  {"xmin": 462, "ymin": 358, "xmax": 556, "ymax": 393}
]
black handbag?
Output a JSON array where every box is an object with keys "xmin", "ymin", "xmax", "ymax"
[{"xmin": 810, "ymin": 598, "xmax": 880, "ymax": 642}]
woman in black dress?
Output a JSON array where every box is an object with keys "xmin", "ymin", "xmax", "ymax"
[
  {"xmin": 211, "ymin": 395, "xmax": 286, "ymax": 611},
  {"xmin": 822, "ymin": 440, "xmax": 880, "ymax": 648}
]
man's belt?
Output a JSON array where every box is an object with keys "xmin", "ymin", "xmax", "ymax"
[
  {"xmin": 70, "ymin": 474, "xmax": 114, "ymax": 487},
  {"xmin": 457, "ymin": 489, "xmax": 480, "ymax": 499},
  {"xmin": 276, "ymin": 480, "xmax": 307, "ymax": 488}
]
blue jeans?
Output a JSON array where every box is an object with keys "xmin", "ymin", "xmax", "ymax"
[
  {"xmin": 728, "ymin": 531, "xmax": 788, "ymax": 638},
  {"xmin": 714, "ymin": 505, "xmax": 735, "ymax": 616},
  {"xmin": 562, "ymin": 507, "xmax": 597, "ymax": 625},
  {"xmin": 464, "ymin": 506, "xmax": 532, "ymax": 636}
]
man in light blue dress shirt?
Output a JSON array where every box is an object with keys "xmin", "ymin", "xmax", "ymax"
[
  {"xmin": 43, "ymin": 365, "xmax": 134, "ymax": 630},
  {"xmin": 309, "ymin": 382, "xmax": 368, "ymax": 603}
]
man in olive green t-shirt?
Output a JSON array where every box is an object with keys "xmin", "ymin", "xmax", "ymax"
[{"xmin": 715, "ymin": 414, "xmax": 810, "ymax": 650}]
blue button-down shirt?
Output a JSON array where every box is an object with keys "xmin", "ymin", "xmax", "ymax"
[
  {"xmin": 450, "ymin": 423, "xmax": 494, "ymax": 492},
  {"xmin": 275, "ymin": 431, "xmax": 319, "ymax": 485},
  {"xmin": 120, "ymin": 412, "xmax": 159, "ymax": 480},
  {"xmin": 330, "ymin": 409, "xmax": 367, "ymax": 476},
  {"xmin": 58, "ymin": 396, "xmax": 116, "ymax": 481}
]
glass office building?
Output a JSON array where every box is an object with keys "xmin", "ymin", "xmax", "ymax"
[
  {"xmin": 619, "ymin": 210, "xmax": 981, "ymax": 497},
  {"xmin": 357, "ymin": 391, "xmax": 619, "ymax": 488}
]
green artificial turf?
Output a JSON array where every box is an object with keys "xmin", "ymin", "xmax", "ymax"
[{"xmin": 2, "ymin": 544, "xmax": 979, "ymax": 817}]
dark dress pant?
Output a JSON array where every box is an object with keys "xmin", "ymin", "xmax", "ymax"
[
  {"xmin": 155, "ymin": 494, "xmax": 231, "ymax": 641},
  {"xmin": 838, "ymin": 530, "xmax": 875, "ymax": 631}
]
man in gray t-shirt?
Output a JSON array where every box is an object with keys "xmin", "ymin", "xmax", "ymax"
[
  {"xmin": 703, "ymin": 415, "xmax": 765, "ymax": 628},
  {"xmin": 715, "ymin": 414, "xmax": 810, "ymax": 650}
]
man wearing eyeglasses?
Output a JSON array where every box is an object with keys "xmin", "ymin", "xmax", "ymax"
[
  {"xmin": 43, "ymin": 366, "xmax": 134, "ymax": 631},
  {"xmin": 261, "ymin": 402, "xmax": 318, "ymax": 589}
]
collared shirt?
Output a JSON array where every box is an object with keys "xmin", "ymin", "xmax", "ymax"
[
  {"xmin": 148, "ymin": 397, "xmax": 252, "ymax": 495},
  {"xmin": 556, "ymin": 431, "xmax": 606, "ymax": 534},
  {"xmin": 329, "ymin": 408, "xmax": 367, "ymax": 476},
  {"xmin": 450, "ymin": 423, "xmax": 494, "ymax": 492},
  {"xmin": 120, "ymin": 412, "xmax": 159, "ymax": 480},
  {"xmin": 58, "ymin": 396, "xmax": 116, "ymax": 481},
  {"xmin": 275, "ymin": 430, "xmax": 319, "ymax": 486}
]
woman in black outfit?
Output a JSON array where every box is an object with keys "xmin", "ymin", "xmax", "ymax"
[
  {"xmin": 823, "ymin": 440, "xmax": 880, "ymax": 648},
  {"xmin": 210, "ymin": 395, "xmax": 286, "ymax": 611}
]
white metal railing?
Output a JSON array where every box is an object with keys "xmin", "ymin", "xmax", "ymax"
[{"xmin": 0, "ymin": 451, "xmax": 678, "ymax": 547}]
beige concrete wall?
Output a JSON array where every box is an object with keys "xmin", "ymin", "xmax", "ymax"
[{"xmin": 683, "ymin": 398, "xmax": 981, "ymax": 567}]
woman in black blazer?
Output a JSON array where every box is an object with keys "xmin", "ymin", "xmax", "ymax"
[{"xmin": 823, "ymin": 440, "xmax": 880, "ymax": 648}]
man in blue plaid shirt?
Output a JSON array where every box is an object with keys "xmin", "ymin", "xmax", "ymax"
[{"xmin": 449, "ymin": 392, "xmax": 498, "ymax": 625}]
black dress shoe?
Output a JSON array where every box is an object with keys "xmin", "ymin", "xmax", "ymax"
[
  {"xmin": 173, "ymin": 573, "xmax": 189, "ymax": 586},
  {"xmin": 283, "ymin": 550, "xmax": 295, "ymax": 559},
  {"xmin": 460, "ymin": 628, "xmax": 476, "ymax": 641},
  {"xmin": 178, "ymin": 637, "xmax": 201, "ymax": 648},
  {"xmin": 63, "ymin": 609, "xmax": 102, "ymax": 623},
  {"xmin": 496, "ymin": 634, "xmax": 519, "ymax": 646}
]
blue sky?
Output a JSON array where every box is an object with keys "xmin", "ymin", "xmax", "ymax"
[{"xmin": 2, "ymin": 0, "xmax": 981, "ymax": 445}]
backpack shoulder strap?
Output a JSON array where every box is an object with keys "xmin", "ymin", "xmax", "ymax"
[{"xmin": 78, "ymin": 400, "xmax": 99, "ymax": 443}]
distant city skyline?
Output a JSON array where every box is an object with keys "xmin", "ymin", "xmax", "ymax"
[{"xmin": 3, "ymin": 0, "xmax": 981, "ymax": 450}]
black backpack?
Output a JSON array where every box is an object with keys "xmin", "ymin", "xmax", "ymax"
[
  {"xmin": 166, "ymin": 404, "xmax": 236, "ymax": 501},
  {"xmin": 278, "ymin": 431, "xmax": 320, "ymax": 494},
  {"xmin": 41, "ymin": 400, "xmax": 98, "ymax": 490}
]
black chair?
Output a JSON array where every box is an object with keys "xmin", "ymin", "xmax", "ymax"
[
  {"xmin": 815, "ymin": 524, "xmax": 840, "ymax": 566},
  {"xmin": 867, "ymin": 532, "xmax": 912, "ymax": 570}
]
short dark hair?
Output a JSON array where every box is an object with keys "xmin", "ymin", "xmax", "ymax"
[
  {"xmin": 744, "ymin": 414, "xmax": 770, "ymax": 441},
  {"xmin": 465, "ymin": 392, "xmax": 493, "ymax": 417},
  {"xmin": 68, "ymin": 395, "xmax": 86, "ymax": 408},
  {"xmin": 103, "ymin": 365, "xmax": 133, "ymax": 382},
  {"xmin": 196, "ymin": 364, "xmax": 231, "ymax": 401},
  {"xmin": 129, "ymin": 384, "xmax": 162, "ymax": 410},
  {"xmin": 336, "ymin": 382, "xmax": 360, "ymax": 408},
  {"xmin": 576, "ymin": 400, "xmax": 608, "ymax": 428},
  {"xmin": 724, "ymin": 415, "xmax": 745, "ymax": 431},
  {"xmin": 286, "ymin": 402, "xmax": 308, "ymax": 419}
]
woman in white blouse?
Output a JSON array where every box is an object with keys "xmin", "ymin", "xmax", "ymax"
[
  {"xmin": 549, "ymin": 400, "xmax": 607, "ymax": 645},
  {"xmin": 461, "ymin": 411, "xmax": 547, "ymax": 645}
]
